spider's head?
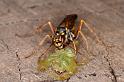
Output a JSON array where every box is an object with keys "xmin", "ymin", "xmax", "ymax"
[{"xmin": 52, "ymin": 29, "xmax": 66, "ymax": 49}]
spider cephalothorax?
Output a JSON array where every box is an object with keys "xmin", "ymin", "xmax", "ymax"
[{"xmin": 52, "ymin": 27, "xmax": 75, "ymax": 49}]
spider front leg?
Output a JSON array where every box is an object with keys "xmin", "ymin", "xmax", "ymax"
[
  {"xmin": 23, "ymin": 21, "xmax": 56, "ymax": 58},
  {"xmin": 25, "ymin": 34, "xmax": 52, "ymax": 58},
  {"xmin": 72, "ymin": 41, "xmax": 77, "ymax": 54},
  {"xmin": 35, "ymin": 21, "xmax": 56, "ymax": 34},
  {"xmin": 81, "ymin": 19, "xmax": 101, "ymax": 43},
  {"xmin": 15, "ymin": 21, "xmax": 56, "ymax": 38},
  {"xmin": 76, "ymin": 20, "xmax": 89, "ymax": 51},
  {"xmin": 37, "ymin": 34, "xmax": 53, "ymax": 60}
]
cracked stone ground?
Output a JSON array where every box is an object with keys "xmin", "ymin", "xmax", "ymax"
[{"xmin": 0, "ymin": 0, "xmax": 124, "ymax": 82}]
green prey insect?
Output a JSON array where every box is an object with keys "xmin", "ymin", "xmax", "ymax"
[{"xmin": 37, "ymin": 48, "xmax": 78, "ymax": 80}]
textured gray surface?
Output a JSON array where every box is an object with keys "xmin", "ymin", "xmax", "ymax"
[{"xmin": 0, "ymin": 0, "xmax": 124, "ymax": 82}]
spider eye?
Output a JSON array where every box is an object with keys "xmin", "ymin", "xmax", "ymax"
[{"xmin": 61, "ymin": 32, "xmax": 65, "ymax": 35}]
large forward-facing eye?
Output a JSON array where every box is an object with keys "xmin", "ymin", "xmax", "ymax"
[{"xmin": 61, "ymin": 32, "xmax": 65, "ymax": 35}]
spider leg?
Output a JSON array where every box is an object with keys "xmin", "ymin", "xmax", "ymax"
[
  {"xmin": 72, "ymin": 41, "xmax": 77, "ymax": 54},
  {"xmin": 38, "ymin": 44, "xmax": 53, "ymax": 62},
  {"xmin": 15, "ymin": 21, "xmax": 56, "ymax": 38},
  {"xmin": 38, "ymin": 35, "xmax": 51, "ymax": 46},
  {"xmin": 79, "ymin": 31, "xmax": 89, "ymax": 50},
  {"xmin": 25, "ymin": 34, "xmax": 51, "ymax": 58},
  {"xmin": 76, "ymin": 20, "xmax": 89, "ymax": 50},
  {"xmin": 35, "ymin": 21, "xmax": 56, "ymax": 34},
  {"xmin": 81, "ymin": 19, "xmax": 101, "ymax": 43}
]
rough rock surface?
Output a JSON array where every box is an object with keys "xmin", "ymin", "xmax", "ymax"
[{"xmin": 0, "ymin": 0, "xmax": 124, "ymax": 82}]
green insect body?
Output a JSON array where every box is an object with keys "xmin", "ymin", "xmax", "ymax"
[{"xmin": 37, "ymin": 48, "xmax": 78, "ymax": 80}]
